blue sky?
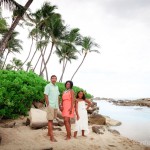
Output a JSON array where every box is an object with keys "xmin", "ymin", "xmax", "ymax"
[{"xmin": 2, "ymin": 0, "xmax": 150, "ymax": 99}]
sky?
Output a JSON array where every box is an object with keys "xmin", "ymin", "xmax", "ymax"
[{"xmin": 2, "ymin": 0, "xmax": 150, "ymax": 99}]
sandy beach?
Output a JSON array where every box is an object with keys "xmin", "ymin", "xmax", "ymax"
[{"xmin": 0, "ymin": 117, "xmax": 149, "ymax": 150}]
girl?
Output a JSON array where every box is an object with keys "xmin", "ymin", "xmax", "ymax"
[
  {"xmin": 74, "ymin": 91, "xmax": 91, "ymax": 138},
  {"xmin": 60, "ymin": 80, "xmax": 75, "ymax": 140}
]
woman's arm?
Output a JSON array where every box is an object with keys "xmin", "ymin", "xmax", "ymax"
[
  {"xmin": 85, "ymin": 99, "xmax": 91, "ymax": 110},
  {"xmin": 69, "ymin": 89, "xmax": 74, "ymax": 114}
]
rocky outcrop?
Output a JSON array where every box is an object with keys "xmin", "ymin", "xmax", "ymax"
[
  {"xmin": 112, "ymin": 98, "xmax": 150, "ymax": 107},
  {"xmin": 89, "ymin": 114, "xmax": 106, "ymax": 125},
  {"xmin": 105, "ymin": 116, "xmax": 121, "ymax": 126}
]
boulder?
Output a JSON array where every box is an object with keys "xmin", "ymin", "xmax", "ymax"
[
  {"xmin": 87, "ymin": 106, "xmax": 99, "ymax": 114},
  {"xmin": 89, "ymin": 114, "xmax": 106, "ymax": 125},
  {"xmin": 70, "ymin": 118, "xmax": 75, "ymax": 124},
  {"xmin": 29, "ymin": 108, "xmax": 48, "ymax": 129},
  {"xmin": 108, "ymin": 129, "xmax": 120, "ymax": 135},
  {"xmin": 32, "ymin": 101, "xmax": 45, "ymax": 109},
  {"xmin": 57, "ymin": 110, "xmax": 63, "ymax": 119},
  {"xmin": 92, "ymin": 125, "xmax": 105, "ymax": 134},
  {"xmin": 2, "ymin": 122, "xmax": 16, "ymax": 128},
  {"xmin": 105, "ymin": 117, "xmax": 121, "ymax": 126},
  {"xmin": 56, "ymin": 118, "xmax": 64, "ymax": 126}
]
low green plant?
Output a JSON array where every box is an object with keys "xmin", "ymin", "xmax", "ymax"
[{"xmin": 0, "ymin": 70, "xmax": 93, "ymax": 119}]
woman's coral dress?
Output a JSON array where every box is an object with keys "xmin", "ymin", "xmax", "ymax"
[{"xmin": 62, "ymin": 90, "xmax": 74, "ymax": 118}]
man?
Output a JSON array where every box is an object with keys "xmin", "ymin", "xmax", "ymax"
[{"xmin": 44, "ymin": 75, "xmax": 60, "ymax": 142}]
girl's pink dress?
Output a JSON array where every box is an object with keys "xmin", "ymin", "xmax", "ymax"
[{"xmin": 62, "ymin": 91, "xmax": 74, "ymax": 118}]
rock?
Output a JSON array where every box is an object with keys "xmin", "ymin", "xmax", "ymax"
[
  {"xmin": 32, "ymin": 101, "xmax": 45, "ymax": 109},
  {"xmin": 108, "ymin": 129, "xmax": 120, "ymax": 135},
  {"xmin": 26, "ymin": 118, "xmax": 30, "ymax": 126},
  {"xmin": 53, "ymin": 119, "xmax": 59, "ymax": 126},
  {"xmin": 53, "ymin": 127, "xmax": 62, "ymax": 131},
  {"xmin": 92, "ymin": 125, "xmax": 105, "ymax": 134},
  {"xmin": 29, "ymin": 108, "xmax": 48, "ymax": 129},
  {"xmin": 56, "ymin": 118, "xmax": 64, "ymax": 126},
  {"xmin": 57, "ymin": 110, "xmax": 63, "ymax": 119},
  {"xmin": 70, "ymin": 118, "xmax": 75, "ymax": 124},
  {"xmin": 105, "ymin": 117, "xmax": 121, "ymax": 126},
  {"xmin": 42, "ymin": 148, "xmax": 53, "ymax": 150},
  {"xmin": 89, "ymin": 114, "xmax": 106, "ymax": 125},
  {"xmin": 2, "ymin": 122, "xmax": 16, "ymax": 128},
  {"xmin": 87, "ymin": 106, "xmax": 99, "ymax": 114}
]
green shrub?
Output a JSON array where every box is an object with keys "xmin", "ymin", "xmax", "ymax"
[{"xmin": 0, "ymin": 70, "xmax": 93, "ymax": 119}]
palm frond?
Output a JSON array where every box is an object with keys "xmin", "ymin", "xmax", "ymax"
[{"xmin": 0, "ymin": 0, "xmax": 24, "ymax": 12}]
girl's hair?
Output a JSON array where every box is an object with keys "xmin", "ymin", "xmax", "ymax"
[
  {"xmin": 65, "ymin": 80, "xmax": 73, "ymax": 89},
  {"xmin": 76, "ymin": 91, "xmax": 86, "ymax": 100}
]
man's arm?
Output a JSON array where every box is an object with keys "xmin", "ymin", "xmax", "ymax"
[{"xmin": 45, "ymin": 94, "xmax": 49, "ymax": 106}]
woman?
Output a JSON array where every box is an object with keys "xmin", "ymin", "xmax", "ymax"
[{"xmin": 60, "ymin": 80, "xmax": 75, "ymax": 140}]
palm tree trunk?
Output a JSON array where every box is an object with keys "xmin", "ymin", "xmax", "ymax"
[
  {"xmin": 59, "ymin": 59, "xmax": 65, "ymax": 82},
  {"xmin": 33, "ymin": 53, "xmax": 41, "ymax": 71},
  {"xmin": 39, "ymin": 46, "xmax": 48, "ymax": 80},
  {"xmin": 71, "ymin": 53, "xmax": 87, "ymax": 80},
  {"xmin": 29, "ymin": 47, "xmax": 38, "ymax": 65},
  {"xmin": 33, "ymin": 38, "xmax": 49, "ymax": 72},
  {"xmin": 0, "ymin": 0, "xmax": 33, "ymax": 54},
  {"xmin": 1, "ymin": 51, "xmax": 9, "ymax": 69},
  {"xmin": 21, "ymin": 37, "xmax": 33, "ymax": 68},
  {"xmin": 40, "ymin": 42, "xmax": 54, "ymax": 75},
  {"xmin": 60, "ymin": 59, "xmax": 68, "ymax": 82}
]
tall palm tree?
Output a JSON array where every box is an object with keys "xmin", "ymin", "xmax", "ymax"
[
  {"xmin": 0, "ymin": 0, "xmax": 33, "ymax": 54},
  {"xmin": 71, "ymin": 36, "xmax": 100, "ymax": 80},
  {"xmin": 40, "ymin": 14, "xmax": 66, "ymax": 76},
  {"xmin": 55, "ymin": 43, "xmax": 78, "ymax": 82},
  {"xmin": 1, "ymin": 31, "xmax": 22, "ymax": 69}
]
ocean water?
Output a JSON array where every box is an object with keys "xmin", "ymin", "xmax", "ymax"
[{"xmin": 94, "ymin": 100, "xmax": 150, "ymax": 146}]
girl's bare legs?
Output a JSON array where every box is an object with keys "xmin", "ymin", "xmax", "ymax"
[
  {"xmin": 64, "ymin": 117, "xmax": 71, "ymax": 140},
  {"xmin": 82, "ymin": 130, "xmax": 86, "ymax": 137},
  {"xmin": 74, "ymin": 131, "xmax": 77, "ymax": 138}
]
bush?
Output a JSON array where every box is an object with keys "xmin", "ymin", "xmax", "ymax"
[{"xmin": 0, "ymin": 70, "xmax": 93, "ymax": 119}]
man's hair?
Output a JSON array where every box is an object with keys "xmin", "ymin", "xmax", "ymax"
[{"xmin": 51, "ymin": 75, "xmax": 57, "ymax": 79}]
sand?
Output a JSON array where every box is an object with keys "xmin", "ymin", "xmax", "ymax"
[{"xmin": 0, "ymin": 118, "xmax": 149, "ymax": 150}]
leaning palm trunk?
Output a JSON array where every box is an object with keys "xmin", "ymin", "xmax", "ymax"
[
  {"xmin": 71, "ymin": 53, "xmax": 87, "ymax": 80},
  {"xmin": 33, "ymin": 53, "xmax": 41, "ymax": 71},
  {"xmin": 29, "ymin": 47, "xmax": 38, "ymax": 65},
  {"xmin": 39, "ymin": 47, "xmax": 48, "ymax": 80},
  {"xmin": 21, "ymin": 37, "xmax": 33, "ymax": 68},
  {"xmin": 60, "ymin": 59, "xmax": 67, "ymax": 82},
  {"xmin": 1, "ymin": 51, "xmax": 9, "ymax": 69},
  {"xmin": 40, "ymin": 42, "xmax": 54, "ymax": 76},
  {"xmin": 59, "ymin": 59, "xmax": 65, "ymax": 82},
  {"xmin": 0, "ymin": 0, "xmax": 33, "ymax": 54}
]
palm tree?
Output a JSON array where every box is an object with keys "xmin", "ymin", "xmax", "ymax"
[
  {"xmin": 11, "ymin": 57, "xmax": 23, "ymax": 70},
  {"xmin": 0, "ymin": 0, "xmax": 33, "ymax": 54},
  {"xmin": 71, "ymin": 36, "xmax": 100, "ymax": 80},
  {"xmin": 40, "ymin": 14, "xmax": 66, "ymax": 76},
  {"xmin": 1, "ymin": 31, "xmax": 22, "ymax": 69},
  {"xmin": 26, "ymin": 61, "xmax": 32, "ymax": 71},
  {"xmin": 55, "ymin": 43, "xmax": 78, "ymax": 82}
]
